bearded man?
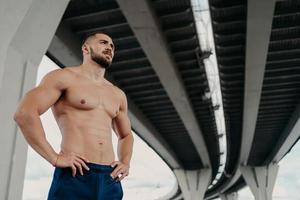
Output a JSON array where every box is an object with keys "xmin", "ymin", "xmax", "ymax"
[{"xmin": 14, "ymin": 32, "xmax": 134, "ymax": 200}]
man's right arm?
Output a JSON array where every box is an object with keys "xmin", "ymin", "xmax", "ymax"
[{"xmin": 13, "ymin": 69, "xmax": 68, "ymax": 166}]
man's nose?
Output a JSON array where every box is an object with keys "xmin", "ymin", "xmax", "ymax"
[{"xmin": 105, "ymin": 47, "xmax": 112, "ymax": 52}]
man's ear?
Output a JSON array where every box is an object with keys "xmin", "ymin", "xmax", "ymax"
[{"xmin": 82, "ymin": 44, "xmax": 89, "ymax": 55}]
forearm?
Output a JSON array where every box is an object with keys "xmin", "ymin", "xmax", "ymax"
[
  {"xmin": 14, "ymin": 113, "xmax": 58, "ymax": 165},
  {"xmin": 117, "ymin": 134, "xmax": 134, "ymax": 166}
]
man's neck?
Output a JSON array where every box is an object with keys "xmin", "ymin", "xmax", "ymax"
[{"xmin": 80, "ymin": 60, "xmax": 106, "ymax": 82}]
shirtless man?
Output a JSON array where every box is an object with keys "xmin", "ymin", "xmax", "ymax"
[{"xmin": 13, "ymin": 32, "xmax": 134, "ymax": 200}]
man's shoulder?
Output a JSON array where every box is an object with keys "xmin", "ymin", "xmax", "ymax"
[
  {"xmin": 110, "ymin": 85, "xmax": 126, "ymax": 100},
  {"xmin": 40, "ymin": 67, "xmax": 75, "ymax": 88},
  {"xmin": 61, "ymin": 66, "xmax": 79, "ymax": 76},
  {"xmin": 45, "ymin": 67, "xmax": 73, "ymax": 78}
]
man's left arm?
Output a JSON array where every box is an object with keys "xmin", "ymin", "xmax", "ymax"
[{"xmin": 111, "ymin": 89, "xmax": 134, "ymax": 181}]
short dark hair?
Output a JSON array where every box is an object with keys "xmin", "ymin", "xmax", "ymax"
[{"xmin": 81, "ymin": 31, "xmax": 111, "ymax": 46}]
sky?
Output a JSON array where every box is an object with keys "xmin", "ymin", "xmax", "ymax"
[{"xmin": 22, "ymin": 56, "xmax": 300, "ymax": 200}]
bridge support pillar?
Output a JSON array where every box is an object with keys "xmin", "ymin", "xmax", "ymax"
[
  {"xmin": 173, "ymin": 168, "xmax": 211, "ymax": 200},
  {"xmin": 0, "ymin": 0, "xmax": 69, "ymax": 199},
  {"xmin": 240, "ymin": 164, "xmax": 279, "ymax": 200},
  {"xmin": 220, "ymin": 192, "xmax": 238, "ymax": 200}
]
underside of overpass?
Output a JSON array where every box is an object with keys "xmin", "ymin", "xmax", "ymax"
[{"xmin": 0, "ymin": 0, "xmax": 299, "ymax": 200}]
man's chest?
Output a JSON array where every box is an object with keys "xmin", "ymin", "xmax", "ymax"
[{"xmin": 62, "ymin": 83, "xmax": 120, "ymax": 117}]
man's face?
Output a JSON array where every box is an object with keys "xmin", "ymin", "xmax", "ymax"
[{"xmin": 85, "ymin": 33, "xmax": 115, "ymax": 69}]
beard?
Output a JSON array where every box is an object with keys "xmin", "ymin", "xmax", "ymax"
[{"xmin": 90, "ymin": 47, "xmax": 112, "ymax": 69}]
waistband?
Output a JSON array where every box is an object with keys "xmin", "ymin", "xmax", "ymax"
[{"xmin": 86, "ymin": 162, "xmax": 115, "ymax": 173}]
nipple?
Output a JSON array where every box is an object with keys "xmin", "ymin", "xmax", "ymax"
[{"xmin": 80, "ymin": 99, "xmax": 86, "ymax": 104}]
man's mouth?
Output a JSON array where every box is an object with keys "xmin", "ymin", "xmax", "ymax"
[{"xmin": 103, "ymin": 52, "xmax": 112, "ymax": 58}]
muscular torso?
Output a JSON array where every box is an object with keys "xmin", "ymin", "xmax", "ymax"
[{"xmin": 51, "ymin": 67, "xmax": 120, "ymax": 165}]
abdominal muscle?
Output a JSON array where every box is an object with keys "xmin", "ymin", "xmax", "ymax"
[{"xmin": 60, "ymin": 128, "xmax": 115, "ymax": 165}]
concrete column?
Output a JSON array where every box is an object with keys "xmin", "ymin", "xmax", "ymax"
[
  {"xmin": 240, "ymin": 164, "xmax": 279, "ymax": 200},
  {"xmin": 174, "ymin": 168, "xmax": 211, "ymax": 200},
  {"xmin": 220, "ymin": 192, "xmax": 238, "ymax": 200},
  {"xmin": 0, "ymin": 0, "xmax": 70, "ymax": 199},
  {"xmin": 0, "ymin": 0, "xmax": 32, "ymax": 87}
]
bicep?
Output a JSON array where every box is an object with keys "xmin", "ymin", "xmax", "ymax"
[{"xmin": 18, "ymin": 86, "xmax": 62, "ymax": 115}]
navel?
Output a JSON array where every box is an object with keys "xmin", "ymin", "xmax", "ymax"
[
  {"xmin": 80, "ymin": 99, "xmax": 86, "ymax": 104},
  {"xmin": 98, "ymin": 139, "xmax": 104, "ymax": 145}
]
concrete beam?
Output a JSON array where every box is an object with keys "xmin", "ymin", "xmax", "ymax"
[
  {"xmin": 240, "ymin": 164, "xmax": 279, "ymax": 200},
  {"xmin": 174, "ymin": 168, "xmax": 212, "ymax": 200},
  {"xmin": 0, "ymin": 0, "xmax": 70, "ymax": 199},
  {"xmin": 63, "ymin": 8, "xmax": 121, "ymax": 23},
  {"xmin": 116, "ymin": 0, "xmax": 211, "ymax": 168},
  {"xmin": 128, "ymin": 99, "xmax": 182, "ymax": 168},
  {"xmin": 271, "ymin": 102, "xmax": 300, "ymax": 163},
  {"xmin": 48, "ymin": 23, "xmax": 182, "ymax": 169},
  {"xmin": 205, "ymin": 171, "xmax": 242, "ymax": 200},
  {"xmin": 0, "ymin": 0, "xmax": 32, "ymax": 85},
  {"xmin": 48, "ymin": 23, "xmax": 82, "ymax": 66},
  {"xmin": 240, "ymin": 0, "xmax": 276, "ymax": 164},
  {"xmin": 206, "ymin": 0, "xmax": 276, "ymax": 197}
]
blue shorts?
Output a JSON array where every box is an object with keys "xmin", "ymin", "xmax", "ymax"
[{"xmin": 47, "ymin": 162, "xmax": 123, "ymax": 200}]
